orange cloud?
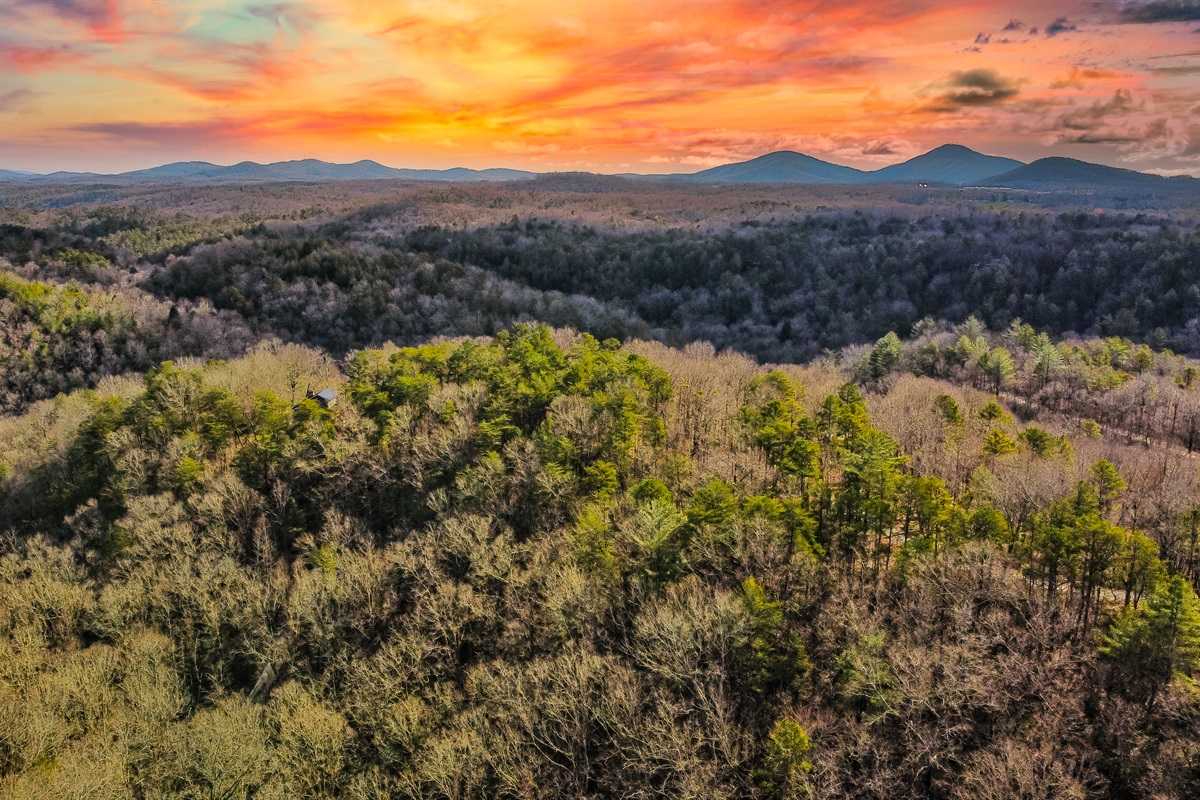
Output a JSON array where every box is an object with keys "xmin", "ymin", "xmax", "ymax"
[
  {"xmin": 17, "ymin": 0, "xmax": 127, "ymax": 43},
  {"xmin": 0, "ymin": 0, "xmax": 1197, "ymax": 176},
  {"xmin": 0, "ymin": 42, "xmax": 89, "ymax": 73}
]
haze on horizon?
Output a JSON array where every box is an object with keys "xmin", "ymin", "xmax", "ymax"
[{"xmin": 2, "ymin": 0, "xmax": 1200, "ymax": 176}]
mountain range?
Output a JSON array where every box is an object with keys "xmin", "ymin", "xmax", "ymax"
[
  {"xmin": 675, "ymin": 150, "xmax": 869, "ymax": 184},
  {"xmin": 1, "ymin": 146, "xmax": 1195, "ymax": 192},
  {"xmin": 670, "ymin": 144, "xmax": 1025, "ymax": 186},
  {"xmin": 1, "ymin": 159, "xmax": 536, "ymax": 184}
]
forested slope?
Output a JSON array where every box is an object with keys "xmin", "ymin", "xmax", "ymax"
[
  {"xmin": 4, "ymin": 185, "xmax": 1200, "ymax": 797},
  {"xmin": 5, "ymin": 191, "xmax": 1200, "ymax": 372},
  {"xmin": 2, "ymin": 325, "xmax": 1199, "ymax": 798},
  {"xmin": 392, "ymin": 212, "xmax": 1200, "ymax": 360}
]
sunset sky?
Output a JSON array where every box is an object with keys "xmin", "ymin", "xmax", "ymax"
[{"xmin": 2, "ymin": 0, "xmax": 1199, "ymax": 175}]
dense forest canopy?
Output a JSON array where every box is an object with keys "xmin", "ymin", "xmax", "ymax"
[
  {"xmin": 394, "ymin": 211, "xmax": 1200, "ymax": 358},
  {"xmin": 3, "ymin": 181, "xmax": 1200, "ymax": 798},
  {"xmin": 3, "ymin": 185, "xmax": 1200, "ymax": 371},
  {"xmin": 3, "ymin": 325, "xmax": 1200, "ymax": 798}
]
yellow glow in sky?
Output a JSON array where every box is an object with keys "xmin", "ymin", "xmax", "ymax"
[{"xmin": 1, "ymin": 0, "xmax": 1199, "ymax": 174}]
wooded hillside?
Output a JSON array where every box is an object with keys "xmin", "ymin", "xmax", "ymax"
[
  {"xmin": 2, "ymin": 325, "xmax": 1199, "ymax": 798},
  {"xmin": 3, "ymin": 183, "xmax": 1200, "ymax": 798}
]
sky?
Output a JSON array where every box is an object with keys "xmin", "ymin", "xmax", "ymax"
[{"xmin": 1, "ymin": 0, "xmax": 1200, "ymax": 175}]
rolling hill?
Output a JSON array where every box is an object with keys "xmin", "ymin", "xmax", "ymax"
[
  {"xmin": 675, "ymin": 150, "xmax": 870, "ymax": 184},
  {"xmin": 0, "ymin": 159, "xmax": 537, "ymax": 183},
  {"xmin": 865, "ymin": 144, "xmax": 1024, "ymax": 186},
  {"xmin": 981, "ymin": 157, "xmax": 1200, "ymax": 192}
]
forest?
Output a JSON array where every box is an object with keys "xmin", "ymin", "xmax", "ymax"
[
  {"xmin": 6, "ymin": 184, "xmax": 1200, "ymax": 373},
  {"xmin": 2, "ymin": 180, "xmax": 1200, "ymax": 798}
]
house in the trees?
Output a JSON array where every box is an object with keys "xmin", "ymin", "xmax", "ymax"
[{"xmin": 308, "ymin": 387, "xmax": 338, "ymax": 409}]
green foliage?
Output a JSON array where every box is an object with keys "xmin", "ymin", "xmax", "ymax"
[
  {"xmin": 834, "ymin": 631, "xmax": 895, "ymax": 723},
  {"xmin": 976, "ymin": 346, "xmax": 1015, "ymax": 394},
  {"xmin": 631, "ymin": 499, "xmax": 689, "ymax": 582},
  {"xmin": 982, "ymin": 428, "xmax": 1019, "ymax": 456},
  {"xmin": 628, "ymin": 477, "xmax": 672, "ymax": 506},
  {"xmin": 743, "ymin": 495, "xmax": 823, "ymax": 558},
  {"xmin": 1132, "ymin": 344, "xmax": 1155, "ymax": 372},
  {"xmin": 933, "ymin": 394, "xmax": 963, "ymax": 425},
  {"xmin": 742, "ymin": 371, "xmax": 820, "ymax": 482},
  {"xmin": 1008, "ymin": 318, "xmax": 1037, "ymax": 351},
  {"xmin": 171, "ymin": 454, "xmax": 204, "ymax": 496},
  {"xmin": 739, "ymin": 577, "xmax": 811, "ymax": 696},
  {"xmin": 1116, "ymin": 530, "xmax": 1163, "ymax": 607},
  {"xmin": 0, "ymin": 321, "xmax": 1195, "ymax": 799},
  {"xmin": 959, "ymin": 315, "xmax": 987, "ymax": 342},
  {"xmin": 968, "ymin": 505, "xmax": 1009, "ymax": 543},
  {"xmin": 311, "ymin": 543, "xmax": 338, "ymax": 576},
  {"xmin": 754, "ymin": 718, "xmax": 813, "ymax": 800},
  {"xmin": 686, "ymin": 477, "xmax": 738, "ymax": 530},
  {"xmin": 1019, "ymin": 426, "xmax": 1070, "ymax": 458},
  {"xmin": 1145, "ymin": 576, "xmax": 1200, "ymax": 676},
  {"xmin": 1031, "ymin": 333, "xmax": 1065, "ymax": 386},
  {"xmin": 582, "ymin": 460, "xmax": 619, "ymax": 499},
  {"xmin": 103, "ymin": 214, "xmax": 232, "ymax": 260},
  {"xmin": 978, "ymin": 400, "xmax": 1009, "ymax": 422},
  {"xmin": 1090, "ymin": 459, "xmax": 1126, "ymax": 515},
  {"xmin": 818, "ymin": 384, "xmax": 871, "ymax": 452},
  {"xmin": 912, "ymin": 339, "xmax": 942, "ymax": 377},
  {"xmin": 898, "ymin": 475, "xmax": 953, "ymax": 547},
  {"xmin": 572, "ymin": 503, "xmax": 619, "ymax": 581},
  {"xmin": 234, "ymin": 391, "xmax": 334, "ymax": 492},
  {"xmin": 1019, "ymin": 426, "xmax": 1053, "ymax": 456},
  {"xmin": 0, "ymin": 272, "xmax": 153, "ymax": 413},
  {"xmin": 59, "ymin": 395, "xmax": 129, "ymax": 515},
  {"xmin": 836, "ymin": 427, "xmax": 906, "ymax": 571},
  {"xmin": 856, "ymin": 331, "xmax": 903, "ymax": 382},
  {"xmin": 1101, "ymin": 576, "xmax": 1200, "ymax": 698},
  {"xmin": 8, "ymin": 183, "xmax": 1200, "ymax": 797},
  {"xmin": 347, "ymin": 325, "xmax": 669, "ymax": 488}
]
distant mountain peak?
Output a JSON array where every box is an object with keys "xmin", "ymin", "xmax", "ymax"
[
  {"xmin": 751, "ymin": 150, "xmax": 822, "ymax": 161},
  {"xmin": 679, "ymin": 150, "xmax": 869, "ymax": 184},
  {"xmin": 866, "ymin": 145, "xmax": 1024, "ymax": 186},
  {"xmin": 980, "ymin": 157, "xmax": 1197, "ymax": 191}
]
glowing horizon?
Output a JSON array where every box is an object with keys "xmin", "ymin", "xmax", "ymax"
[{"xmin": 2, "ymin": 0, "xmax": 1199, "ymax": 176}]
